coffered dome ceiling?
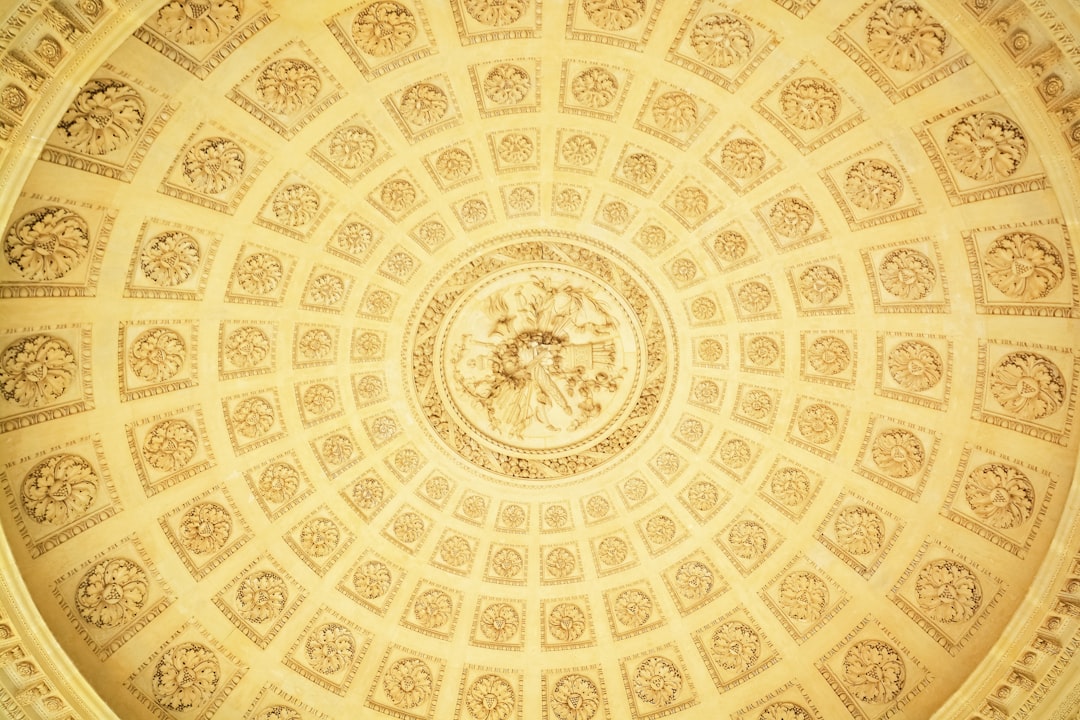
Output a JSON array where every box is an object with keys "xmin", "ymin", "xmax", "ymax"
[{"xmin": 1, "ymin": 0, "xmax": 1080, "ymax": 718}]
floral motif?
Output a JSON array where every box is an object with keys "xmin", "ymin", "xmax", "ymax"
[
  {"xmin": 560, "ymin": 134, "xmax": 597, "ymax": 166},
  {"xmin": 584, "ymin": 0, "xmax": 645, "ymax": 31},
  {"xmin": 21, "ymin": 454, "xmax": 97, "ymax": 525},
  {"xmin": 797, "ymin": 403, "xmax": 839, "ymax": 444},
  {"xmin": 224, "ymin": 326, "xmax": 270, "ymax": 368},
  {"xmin": 799, "ymin": 265, "xmax": 842, "ymax": 305},
  {"xmin": 271, "ymin": 184, "xmax": 320, "ymax": 227},
  {"xmin": 232, "ymin": 396, "xmax": 275, "ymax": 439},
  {"xmin": 989, "ymin": 351, "xmax": 1065, "ymax": 420},
  {"xmin": 497, "ymin": 133, "xmax": 534, "ymax": 163},
  {"xmin": 353, "ymin": 560, "xmax": 392, "ymax": 599},
  {"xmin": 770, "ymin": 466, "xmax": 810, "ymax": 507},
  {"xmin": 571, "ymin": 67, "xmax": 618, "ymax": 108},
  {"xmin": 140, "ymin": 231, "xmax": 200, "ymax": 287},
  {"xmin": 151, "ymin": 642, "xmax": 219, "ymax": 711},
  {"xmin": 878, "ymin": 248, "xmax": 936, "ymax": 300},
  {"xmin": 690, "ymin": 13, "xmax": 753, "ymax": 67},
  {"xmin": 721, "ymin": 138, "xmax": 766, "ymax": 179},
  {"xmin": 465, "ymin": 674, "xmax": 515, "ymax": 720},
  {"xmin": 555, "ymin": 188, "xmax": 583, "ymax": 213},
  {"xmin": 916, "ymin": 559, "xmax": 982, "ymax": 623},
  {"xmin": 182, "ymin": 137, "xmax": 245, "ymax": 195},
  {"xmin": 305, "ymin": 623, "xmax": 354, "ymax": 675},
  {"xmin": 718, "ymin": 439, "xmax": 751, "ymax": 469},
  {"xmin": 545, "ymin": 547, "xmax": 576, "ymax": 578},
  {"xmin": 843, "ymin": 640, "xmax": 906, "ymax": 704},
  {"xmin": 352, "ymin": 2, "xmax": 417, "ymax": 57},
  {"xmin": 780, "ymin": 77, "xmax": 841, "ymax": 130},
  {"xmin": 601, "ymin": 201, "xmax": 629, "ymax": 226},
  {"xmin": 622, "ymin": 153, "xmax": 657, "ymax": 184},
  {"xmin": 964, "ymin": 463, "xmax": 1034, "ymax": 529},
  {"xmin": 508, "ymin": 186, "xmax": 536, "ymax": 211},
  {"xmin": 614, "ymin": 589, "xmax": 652, "ymax": 627},
  {"xmin": 887, "ymin": 340, "xmax": 942, "ymax": 391},
  {"xmin": 319, "ymin": 433, "xmax": 354, "ymax": 468},
  {"xmin": 501, "ymin": 503, "xmax": 526, "ymax": 528},
  {"xmin": 674, "ymin": 560, "xmax": 714, "ymax": 600},
  {"xmin": 74, "ymin": 557, "xmax": 147, "ymax": 628},
  {"xmin": 728, "ymin": 520, "xmax": 767, "ymax": 560},
  {"xmin": 548, "ymin": 603, "xmax": 586, "ymax": 641},
  {"xmin": 713, "ymin": 230, "xmax": 748, "ymax": 262},
  {"xmin": 670, "ymin": 258, "xmax": 698, "ymax": 283},
  {"xmin": 686, "ymin": 480, "xmax": 719, "ymax": 513},
  {"xmin": 651, "ymin": 91, "xmax": 697, "ymax": 133},
  {"xmin": 871, "ymin": 428, "xmax": 925, "ymax": 478},
  {"xmin": 129, "ymin": 328, "xmax": 185, "ymax": 383},
  {"xmin": 779, "ymin": 570, "xmax": 829, "ymax": 622},
  {"xmin": 384, "ymin": 658, "xmax": 433, "ymax": 708},
  {"xmin": 4, "ymin": 206, "xmax": 90, "ymax": 281},
  {"xmin": 333, "ymin": 221, "xmax": 375, "ymax": 256},
  {"xmin": 585, "ymin": 495, "xmax": 610, "ymax": 519},
  {"xmin": 711, "ymin": 620, "xmax": 760, "ymax": 671},
  {"xmin": 807, "ymin": 335, "xmax": 850, "ymax": 375},
  {"xmin": 945, "ymin": 112, "xmax": 1027, "ymax": 181},
  {"xmin": 484, "ymin": 64, "xmax": 531, "ymax": 105},
  {"xmin": 58, "ymin": 79, "xmax": 144, "ymax": 155},
  {"xmin": 393, "ymin": 511, "xmax": 425, "ymax": 543},
  {"xmin": 179, "ymin": 502, "xmax": 231, "ymax": 555},
  {"xmin": 298, "ymin": 328, "xmax": 332, "ymax": 360},
  {"xmin": 257, "ymin": 462, "xmax": 299, "ymax": 505},
  {"xmin": 350, "ymin": 476, "xmax": 384, "ymax": 510},
  {"xmin": 413, "ymin": 588, "xmax": 452, "ymax": 628},
  {"xmin": 465, "ymin": 0, "xmax": 528, "ymax": 26},
  {"xmin": 399, "ymin": 82, "xmax": 448, "ymax": 126},
  {"xmin": 769, "ymin": 197, "xmax": 814, "ymax": 239},
  {"xmin": 435, "ymin": 148, "xmax": 472, "ymax": 181},
  {"xmin": 479, "ymin": 602, "xmax": 519, "ymax": 642},
  {"xmin": 235, "ymin": 570, "xmax": 287, "ymax": 623},
  {"xmin": 236, "ymin": 252, "xmax": 283, "ymax": 295},
  {"xmin": 690, "ymin": 297, "xmax": 716, "ymax": 321},
  {"xmin": 379, "ymin": 178, "xmax": 417, "ymax": 212},
  {"xmin": 423, "ymin": 474, "xmax": 450, "ymax": 501},
  {"xmin": 0, "ymin": 334, "xmax": 75, "ymax": 408},
  {"xmin": 867, "ymin": 0, "xmax": 948, "ymax": 72},
  {"xmin": 845, "ymin": 159, "xmax": 903, "ymax": 211},
  {"xmin": 551, "ymin": 674, "xmax": 599, "ymax": 720},
  {"xmin": 300, "ymin": 517, "xmax": 339, "ymax": 558},
  {"xmin": 624, "ymin": 476, "xmax": 649, "ymax": 500},
  {"xmin": 155, "ymin": 1, "xmax": 240, "ymax": 45},
  {"xmin": 984, "ymin": 232, "xmax": 1065, "ymax": 301},
  {"xmin": 673, "ymin": 186, "xmax": 708, "ymax": 217},
  {"xmin": 544, "ymin": 505, "xmax": 569, "ymax": 529},
  {"xmin": 834, "ymin": 506, "xmax": 885, "ymax": 555},
  {"xmin": 257, "ymin": 705, "xmax": 301, "ymax": 720},
  {"xmin": 746, "ymin": 336, "xmax": 780, "ymax": 366},
  {"xmin": 740, "ymin": 389, "xmax": 773, "ymax": 420},
  {"xmin": 143, "ymin": 419, "xmax": 198, "ymax": 472},
  {"xmin": 438, "ymin": 534, "xmax": 473, "ymax": 567},
  {"xmin": 416, "ymin": 221, "xmax": 448, "ymax": 247},
  {"xmin": 459, "ymin": 198, "xmax": 489, "ymax": 225},
  {"xmin": 633, "ymin": 656, "xmax": 681, "ymax": 706},
  {"xmin": 678, "ymin": 417, "xmax": 705, "ymax": 443},
  {"xmin": 759, "ymin": 702, "xmax": 812, "ymax": 720},
  {"xmin": 598, "ymin": 536, "xmax": 628, "ymax": 566},
  {"xmin": 307, "ymin": 274, "xmax": 344, "ymax": 305},
  {"xmin": 328, "ymin": 126, "xmax": 377, "ymax": 170},
  {"xmin": 736, "ymin": 282, "xmax": 771, "ymax": 314},
  {"xmin": 256, "ymin": 59, "xmax": 320, "ymax": 115}
]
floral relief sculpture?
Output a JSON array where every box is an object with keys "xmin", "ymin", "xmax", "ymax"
[
  {"xmin": 0, "ymin": 334, "xmax": 76, "ymax": 408},
  {"xmin": 713, "ymin": 230, "xmax": 748, "ymax": 262},
  {"xmin": 768, "ymin": 197, "xmax": 814, "ymax": 239},
  {"xmin": 129, "ymin": 328, "xmax": 185, "ymax": 383},
  {"xmin": 484, "ymin": 64, "xmax": 531, "ymax": 105},
  {"xmin": 844, "ymin": 159, "xmax": 903, "ymax": 211},
  {"xmin": 614, "ymin": 588, "xmax": 652, "ymax": 627},
  {"xmin": 352, "ymin": 2, "xmax": 417, "ymax": 56},
  {"xmin": 728, "ymin": 520, "xmax": 768, "ymax": 560},
  {"xmin": 915, "ymin": 559, "xmax": 982, "ymax": 623},
  {"xmin": 842, "ymin": 640, "xmax": 906, "ymax": 704},
  {"xmin": 759, "ymin": 702, "xmax": 812, "ymax": 720},
  {"xmin": 866, "ymin": 0, "xmax": 948, "ymax": 72},
  {"xmin": 179, "ymin": 501, "xmax": 232, "ymax": 555},
  {"xmin": 690, "ymin": 13, "xmax": 753, "ymax": 68},
  {"xmin": 721, "ymin": 138, "xmax": 766, "ymax": 180},
  {"xmin": 257, "ymin": 462, "xmax": 299, "ymax": 504},
  {"xmin": 257, "ymin": 706, "xmax": 301, "ymax": 720},
  {"xmin": 4, "ymin": 206, "xmax": 90, "ymax": 281},
  {"xmin": 964, "ymin": 463, "xmax": 1034, "ymax": 529},
  {"xmin": 807, "ymin": 335, "xmax": 850, "ymax": 375},
  {"xmin": 151, "ymin": 642, "xmax": 220, "ymax": 712},
  {"xmin": 548, "ymin": 603, "xmax": 586, "ymax": 641},
  {"xmin": 797, "ymin": 403, "xmax": 839, "ymax": 444},
  {"xmin": 479, "ymin": 602, "xmax": 519, "ymax": 642},
  {"xmin": 353, "ymin": 560, "xmax": 392, "ymax": 600},
  {"xmin": 384, "ymin": 658, "xmax": 433, "ymax": 709},
  {"xmin": 465, "ymin": 674, "xmax": 515, "ymax": 720},
  {"xmin": 305, "ymin": 623, "xmax": 354, "ymax": 675},
  {"xmin": 674, "ymin": 560, "xmax": 714, "ymax": 600},
  {"xmin": 58, "ymin": 79, "xmax": 145, "ymax": 155},
  {"xmin": 779, "ymin": 78, "xmax": 841, "ymax": 131},
  {"xmin": 878, "ymin": 248, "xmax": 936, "ymax": 300},
  {"xmin": 182, "ymin": 137, "xmax": 245, "ymax": 194},
  {"xmin": 711, "ymin": 621, "xmax": 760, "ymax": 672},
  {"xmin": 399, "ymin": 82, "xmax": 448, "ymax": 126},
  {"xmin": 413, "ymin": 589, "xmax": 452, "ymax": 628},
  {"xmin": 271, "ymin": 184, "xmax": 320, "ymax": 227},
  {"xmin": 633, "ymin": 656, "xmax": 682, "ymax": 707},
  {"xmin": 141, "ymin": 231, "xmax": 201, "ymax": 287},
  {"xmin": 143, "ymin": 419, "xmax": 198, "ymax": 472},
  {"xmin": 224, "ymin": 326, "xmax": 270, "ymax": 369},
  {"xmin": 871, "ymin": 428, "xmax": 925, "ymax": 478},
  {"xmin": 300, "ymin": 517, "xmax": 339, "ymax": 558},
  {"xmin": 156, "ymin": 1, "xmax": 241, "ymax": 45},
  {"xmin": 256, "ymin": 59, "xmax": 321, "ymax": 115},
  {"xmin": 235, "ymin": 570, "xmax": 287, "ymax": 623},
  {"xmin": 583, "ymin": 0, "xmax": 645, "ymax": 31},
  {"xmin": 984, "ymin": 232, "xmax": 1065, "ymax": 301},
  {"xmin": 236, "ymin": 253, "xmax": 283, "ymax": 295},
  {"xmin": 833, "ymin": 506, "xmax": 885, "ymax": 555},
  {"xmin": 232, "ymin": 397, "xmax": 275, "ymax": 438},
  {"xmin": 466, "ymin": 0, "xmax": 528, "ymax": 26},
  {"xmin": 770, "ymin": 467, "xmax": 811, "ymax": 508},
  {"xmin": 989, "ymin": 351, "xmax": 1066, "ymax": 420},
  {"xmin": 887, "ymin": 340, "xmax": 942, "ymax": 391},
  {"xmin": 551, "ymin": 673, "xmax": 600, "ymax": 720},
  {"xmin": 571, "ymin": 67, "xmax": 618, "ymax": 108},
  {"xmin": 651, "ymin": 91, "xmax": 698, "ymax": 133},
  {"xmin": 778, "ymin": 570, "xmax": 829, "ymax": 622},
  {"xmin": 545, "ymin": 547, "xmax": 576, "ymax": 578},
  {"xmin": 328, "ymin": 126, "xmax": 376, "ymax": 169},
  {"xmin": 945, "ymin": 112, "xmax": 1028, "ymax": 182},
  {"xmin": 798, "ymin": 265, "xmax": 842, "ymax": 305},
  {"xmin": 74, "ymin": 557, "xmax": 148, "ymax": 628},
  {"xmin": 21, "ymin": 453, "xmax": 98, "ymax": 524}
]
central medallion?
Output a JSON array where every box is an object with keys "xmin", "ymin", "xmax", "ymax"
[{"xmin": 408, "ymin": 234, "xmax": 674, "ymax": 480}]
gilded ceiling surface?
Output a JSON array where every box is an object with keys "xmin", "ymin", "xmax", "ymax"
[{"xmin": 1, "ymin": 0, "xmax": 1080, "ymax": 718}]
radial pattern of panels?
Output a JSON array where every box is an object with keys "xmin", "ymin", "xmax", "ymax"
[{"xmin": 1, "ymin": 0, "xmax": 1079, "ymax": 719}]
